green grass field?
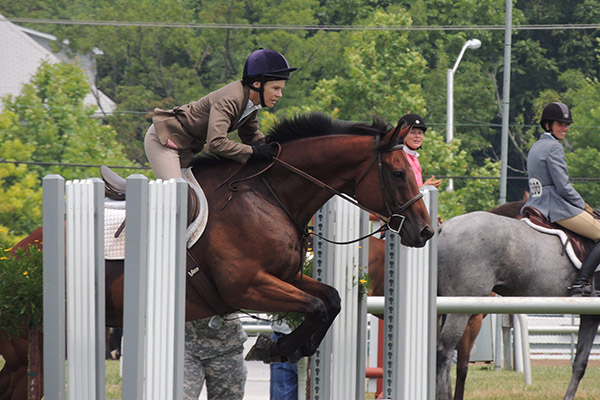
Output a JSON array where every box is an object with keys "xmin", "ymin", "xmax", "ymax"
[
  {"xmin": 450, "ymin": 363, "xmax": 600, "ymax": 400},
  {"xmin": 3, "ymin": 357, "xmax": 600, "ymax": 399}
]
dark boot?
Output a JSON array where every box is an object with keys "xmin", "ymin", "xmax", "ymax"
[{"xmin": 569, "ymin": 241, "xmax": 600, "ymax": 297}]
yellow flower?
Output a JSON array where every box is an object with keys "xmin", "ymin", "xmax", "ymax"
[
  {"xmin": 359, "ymin": 279, "xmax": 367, "ymax": 284},
  {"xmin": 0, "ymin": 256, "xmax": 7, "ymax": 260},
  {"xmin": 23, "ymin": 271, "xmax": 29, "ymax": 276},
  {"xmin": 4, "ymin": 248, "xmax": 11, "ymax": 252}
]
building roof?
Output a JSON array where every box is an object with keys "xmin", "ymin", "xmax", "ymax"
[{"xmin": 0, "ymin": 14, "xmax": 116, "ymax": 116}]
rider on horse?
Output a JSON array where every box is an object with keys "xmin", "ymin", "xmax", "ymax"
[
  {"xmin": 521, "ymin": 102, "xmax": 600, "ymax": 296},
  {"xmin": 144, "ymin": 48, "xmax": 297, "ymax": 180}
]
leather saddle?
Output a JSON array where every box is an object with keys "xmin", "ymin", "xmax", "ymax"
[
  {"xmin": 522, "ymin": 206, "xmax": 593, "ymax": 264},
  {"xmin": 99, "ymin": 166, "xmax": 200, "ymax": 227}
]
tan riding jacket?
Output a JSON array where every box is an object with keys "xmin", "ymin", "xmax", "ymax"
[{"xmin": 153, "ymin": 81, "xmax": 265, "ymax": 164}]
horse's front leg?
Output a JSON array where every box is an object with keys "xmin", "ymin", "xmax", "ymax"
[
  {"xmin": 237, "ymin": 271, "xmax": 339, "ymax": 362},
  {"xmin": 437, "ymin": 313, "xmax": 471, "ymax": 400},
  {"xmin": 564, "ymin": 314, "xmax": 600, "ymax": 400},
  {"xmin": 273, "ymin": 274, "xmax": 341, "ymax": 360}
]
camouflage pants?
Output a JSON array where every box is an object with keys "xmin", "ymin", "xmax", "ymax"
[{"xmin": 184, "ymin": 344, "xmax": 247, "ymax": 400}]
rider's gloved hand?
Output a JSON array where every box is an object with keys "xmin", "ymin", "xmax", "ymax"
[{"xmin": 251, "ymin": 144, "xmax": 277, "ymax": 161}]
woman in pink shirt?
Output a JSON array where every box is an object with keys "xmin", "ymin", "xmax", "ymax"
[{"xmin": 398, "ymin": 113, "xmax": 442, "ymax": 188}]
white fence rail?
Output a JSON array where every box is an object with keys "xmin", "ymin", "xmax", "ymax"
[{"xmin": 43, "ymin": 174, "xmax": 186, "ymax": 400}]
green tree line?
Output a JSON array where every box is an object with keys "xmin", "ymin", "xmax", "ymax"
[{"xmin": 1, "ymin": 0, "xmax": 600, "ymax": 239}]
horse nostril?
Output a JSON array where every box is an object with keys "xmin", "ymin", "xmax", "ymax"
[{"xmin": 421, "ymin": 225, "xmax": 434, "ymax": 240}]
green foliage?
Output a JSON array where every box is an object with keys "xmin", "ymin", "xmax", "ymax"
[
  {"xmin": 0, "ymin": 61, "xmax": 138, "ymax": 237},
  {"xmin": 311, "ymin": 6, "xmax": 428, "ymax": 123},
  {"xmin": 4, "ymin": 0, "xmax": 600, "ymax": 220},
  {"xmin": 0, "ymin": 243, "xmax": 43, "ymax": 337}
]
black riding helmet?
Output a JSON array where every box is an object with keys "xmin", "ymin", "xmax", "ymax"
[
  {"xmin": 398, "ymin": 113, "xmax": 427, "ymax": 132},
  {"xmin": 398, "ymin": 113, "xmax": 427, "ymax": 150},
  {"xmin": 540, "ymin": 102, "xmax": 573, "ymax": 131},
  {"xmin": 242, "ymin": 48, "xmax": 297, "ymax": 107}
]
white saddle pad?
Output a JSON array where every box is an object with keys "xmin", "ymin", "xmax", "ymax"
[
  {"xmin": 104, "ymin": 199, "xmax": 126, "ymax": 260},
  {"xmin": 103, "ymin": 169, "xmax": 209, "ymax": 259},
  {"xmin": 521, "ymin": 217, "xmax": 596, "ymax": 270}
]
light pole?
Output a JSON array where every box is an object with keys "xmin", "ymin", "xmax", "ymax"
[{"xmin": 446, "ymin": 38, "xmax": 481, "ymax": 191}]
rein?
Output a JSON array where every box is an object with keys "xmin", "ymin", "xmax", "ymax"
[
  {"xmin": 272, "ymin": 157, "xmax": 392, "ymax": 224},
  {"xmin": 216, "ymin": 135, "xmax": 423, "ymax": 240}
]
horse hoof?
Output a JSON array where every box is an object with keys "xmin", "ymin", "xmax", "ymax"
[{"xmin": 244, "ymin": 333, "xmax": 274, "ymax": 362}]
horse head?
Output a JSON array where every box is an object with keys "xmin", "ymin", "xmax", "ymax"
[
  {"xmin": 266, "ymin": 113, "xmax": 434, "ymax": 248},
  {"xmin": 351, "ymin": 124, "xmax": 434, "ymax": 247}
]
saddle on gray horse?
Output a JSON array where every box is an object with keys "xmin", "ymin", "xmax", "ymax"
[{"xmin": 522, "ymin": 206, "xmax": 593, "ymax": 264}]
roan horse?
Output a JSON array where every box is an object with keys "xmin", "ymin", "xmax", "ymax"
[
  {"xmin": 367, "ymin": 200, "xmax": 525, "ymax": 400},
  {"xmin": 436, "ymin": 211, "xmax": 599, "ymax": 400},
  {"xmin": 0, "ymin": 113, "xmax": 434, "ymax": 399}
]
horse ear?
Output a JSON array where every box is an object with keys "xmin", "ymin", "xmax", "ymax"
[{"xmin": 387, "ymin": 123, "xmax": 411, "ymax": 145}]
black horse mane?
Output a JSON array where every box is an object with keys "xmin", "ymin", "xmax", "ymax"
[
  {"xmin": 266, "ymin": 112, "xmax": 392, "ymax": 144},
  {"xmin": 188, "ymin": 112, "xmax": 393, "ymax": 169}
]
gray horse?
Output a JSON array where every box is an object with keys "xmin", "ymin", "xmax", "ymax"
[{"xmin": 436, "ymin": 211, "xmax": 599, "ymax": 400}]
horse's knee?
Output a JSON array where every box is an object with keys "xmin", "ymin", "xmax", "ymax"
[
  {"xmin": 327, "ymin": 290, "xmax": 341, "ymax": 318},
  {"xmin": 308, "ymin": 299, "xmax": 328, "ymax": 323}
]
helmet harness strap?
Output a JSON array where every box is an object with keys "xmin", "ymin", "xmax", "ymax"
[{"xmin": 248, "ymin": 79, "xmax": 267, "ymax": 108}]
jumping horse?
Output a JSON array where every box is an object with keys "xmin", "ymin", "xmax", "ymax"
[
  {"xmin": 0, "ymin": 113, "xmax": 433, "ymax": 399},
  {"xmin": 436, "ymin": 210, "xmax": 599, "ymax": 400}
]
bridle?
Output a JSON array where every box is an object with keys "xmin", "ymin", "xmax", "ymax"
[
  {"xmin": 351, "ymin": 135, "xmax": 423, "ymax": 234},
  {"xmin": 215, "ymin": 134, "xmax": 423, "ymax": 242},
  {"xmin": 269, "ymin": 135, "xmax": 423, "ymax": 239}
]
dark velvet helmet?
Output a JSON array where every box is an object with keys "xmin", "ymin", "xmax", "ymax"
[
  {"xmin": 242, "ymin": 48, "xmax": 297, "ymax": 84},
  {"xmin": 540, "ymin": 102, "xmax": 573, "ymax": 130},
  {"xmin": 398, "ymin": 113, "xmax": 427, "ymax": 133}
]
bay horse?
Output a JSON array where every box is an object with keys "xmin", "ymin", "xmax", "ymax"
[
  {"xmin": 436, "ymin": 211, "xmax": 599, "ymax": 400},
  {"xmin": 1, "ymin": 113, "xmax": 434, "ymax": 399}
]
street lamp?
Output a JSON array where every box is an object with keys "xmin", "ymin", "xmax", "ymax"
[{"xmin": 446, "ymin": 38, "xmax": 481, "ymax": 191}]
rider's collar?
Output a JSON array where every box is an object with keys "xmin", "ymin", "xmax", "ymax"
[
  {"xmin": 403, "ymin": 146, "xmax": 420, "ymax": 158},
  {"xmin": 239, "ymin": 100, "xmax": 262, "ymax": 122},
  {"xmin": 542, "ymin": 131, "xmax": 560, "ymax": 141}
]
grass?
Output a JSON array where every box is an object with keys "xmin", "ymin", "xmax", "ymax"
[
  {"xmin": 456, "ymin": 363, "xmax": 600, "ymax": 400},
  {"xmin": 4, "ymin": 357, "xmax": 600, "ymax": 399}
]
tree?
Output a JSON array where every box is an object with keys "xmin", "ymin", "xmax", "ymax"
[
  {"xmin": 310, "ymin": 6, "xmax": 428, "ymax": 123},
  {"xmin": 0, "ymin": 61, "xmax": 137, "ymax": 237}
]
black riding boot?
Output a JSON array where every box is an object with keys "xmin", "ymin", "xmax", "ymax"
[{"xmin": 569, "ymin": 241, "xmax": 600, "ymax": 296}]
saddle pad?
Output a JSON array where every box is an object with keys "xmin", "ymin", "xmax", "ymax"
[
  {"xmin": 105, "ymin": 198, "xmax": 126, "ymax": 260},
  {"xmin": 102, "ymin": 172, "xmax": 208, "ymax": 259},
  {"xmin": 521, "ymin": 217, "xmax": 599, "ymax": 271},
  {"xmin": 182, "ymin": 167, "xmax": 209, "ymax": 249}
]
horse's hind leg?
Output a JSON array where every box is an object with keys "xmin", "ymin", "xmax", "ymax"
[
  {"xmin": 454, "ymin": 314, "xmax": 484, "ymax": 400},
  {"xmin": 563, "ymin": 314, "xmax": 600, "ymax": 400},
  {"xmin": 437, "ymin": 313, "xmax": 471, "ymax": 400}
]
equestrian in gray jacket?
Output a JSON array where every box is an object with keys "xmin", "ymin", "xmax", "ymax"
[
  {"xmin": 522, "ymin": 102, "xmax": 600, "ymax": 296},
  {"xmin": 521, "ymin": 132, "xmax": 584, "ymax": 222}
]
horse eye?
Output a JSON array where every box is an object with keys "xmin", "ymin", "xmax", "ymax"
[{"xmin": 392, "ymin": 170, "xmax": 405, "ymax": 180}]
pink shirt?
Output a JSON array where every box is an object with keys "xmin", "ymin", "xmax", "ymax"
[{"xmin": 403, "ymin": 148, "xmax": 423, "ymax": 186}]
